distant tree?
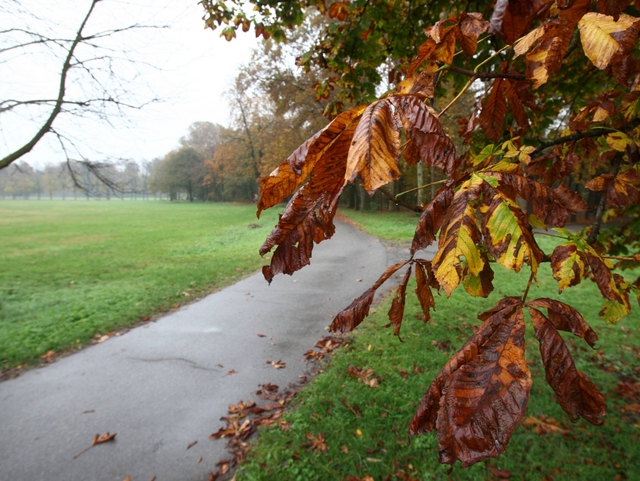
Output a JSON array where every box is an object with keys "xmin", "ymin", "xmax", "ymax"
[{"xmin": 150, "ymin": 147, "xmax": 205, "ymax": 202}]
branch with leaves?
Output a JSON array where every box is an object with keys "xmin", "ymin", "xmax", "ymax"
[{"xmin": 214, "ymin": 0, "xmax": 640, "ymax": 469}]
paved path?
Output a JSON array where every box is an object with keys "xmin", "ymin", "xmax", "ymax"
[{"xmin": 0, "ymin": 221, "xmax": 429, "ymax": 481}]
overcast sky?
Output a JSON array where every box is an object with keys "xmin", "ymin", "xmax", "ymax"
[{"xmin": 1, "ymin": 0, "xmax": 259, "ymax": 168}]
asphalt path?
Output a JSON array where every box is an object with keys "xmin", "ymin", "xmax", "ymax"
[{"xmin": 0, "ymin": 220, "xmax": 435, "ymax": 481}]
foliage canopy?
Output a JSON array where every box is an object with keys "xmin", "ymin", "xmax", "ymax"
[{"xmin": 202, "ymin": 0, "xmax": 640, "ymax": 469}]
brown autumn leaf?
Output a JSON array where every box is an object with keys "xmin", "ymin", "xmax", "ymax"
[
  {"xmin": 597, "ymin": 0, "xmax": 634, "ymax": 20},
  {"xmin": 525, "ymin": 0, "xmax": 590, "ymax": 88},
  {"xmin": 586, "ymin": 169, "xmax": 640, "ymax": 207},
  {"xmin": 301, "ymin": 432, "xmax": 328, "ymax": 452},
  {"xmin": 390, "ymin": 95, "xmax": 458, "ymax": 173},
  {"xmin": 387, "ymin": 265, "xmax": 412, "ymax": 338},
  {"xmin": 479, "ymin": 77, "xmax": 508, "ymax": 142},
  {"xmin": 528, "ymin": 307, "xmax": 606, "ymax": 425},
  {"xmin": 487, "ymin": 166, "xmax": 587, "ymax": 226},
  {"xmin": 259, "ymin": 113, "xmax": 360, "ymax": 283},
  {"xmin": 256, "ymin": 105, "xmax": 365, "ymax": 217},
  {"xmin": 458, "ymin": 12, "xmax": 490, "ymax": 56},
  {"xmin": 414, "ymin": 259, "xmax": 436, "ymax": 323},
  {"xmin": 210, "ymin": 418, "xmax": 255, "ymax": 441},
  {"xmin": 74, "ymin": 432, "xmax": 117, "ymax": 458},
  {"xmin": 187, "ymin": 440, "xmax": 198, "ymax": 450},
  {"xmin": 490, "ymin": 0, "xmax": 549, "ymax": 44},
  {"xmin": 329, "ymin": 260, "xmax": 411, "ymax": 333},
  {"xmin": 522, "ymin": 415, "xmax": 569, "ymax": 435},
  {"xmin": 228, "ymin": 400, "xmax": 257, "ymax": 416},
  {"xmin": 267, "ymin": 360, "xmax": 286, "ymax": 369},
  {"xmin": 411, "ymin": 179, "xmax": 456, "ymax": 254},
  {"xmin": 410, "ymin": 297, "xmax": 531, "ymax": 467},
  {"xmin": 304, "ymin": 349, "xmax": 325, "ymax": 361},
  {"xmin": 345, "ymin": 99, "xmax": 401, "ymax": 194}
]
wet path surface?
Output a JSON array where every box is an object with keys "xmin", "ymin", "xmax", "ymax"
[{"xmin": 0, "ymin": 221, "xmax": 432, "ymax": 481}]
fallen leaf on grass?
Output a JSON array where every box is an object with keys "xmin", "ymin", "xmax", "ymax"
[
  {"xmin": 399, "ymin": 369, "xmax": 408, "ymax": 379},
  {"xmin": 74, "ymin": 432, "xmax": 117, "ymax": 458},
  {"xmin": 487, "ymin": 465, "xmax": 512, "ymax": 479},
  {"xmin": 301, "ymin": 432, "xmax": 327, "ymax": 452},
  {"xmin": 346, "ymin": 365, "xmax": 381, "ymax": 387},
  {"xmin": 41, "ymin": 350, "xmax": 56, "ymax": 363},
  {"xmin": 621, "ymin": 403, "xmax": 640, "ymax": 414},
  {"xmin": 340, "ymin": 445, "xmax": 349, "ymax": 454},
  {"xmin": 522, "ymin": 415, "xmax": 569, "ymax": 435},
  {"xmin": 267, "ymin": 360, "xmax": 286, "ymax": 369},
  {"xmin": 341, "ymin": 399, "xmax": 363, "ymax": 417},
  {"xmin": 187, "ymin": 440, "xmax": 197, "ymax": 450},
  {"xmin": 346, "ymin": 476, "xmax": 375, "ymax": 481}
]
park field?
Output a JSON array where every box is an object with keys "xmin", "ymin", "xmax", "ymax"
[
  {"xmin": 236, "ymin": 209, "xmax": 640, "ymax": 481},
  {"xmin": 0, "ymin": 200, "xmax": 279, "ymax": 373}
]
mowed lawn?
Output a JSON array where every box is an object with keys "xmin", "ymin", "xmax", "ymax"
[
  {"xmin": 235, "ymin": 209, "xmax": 640, "ymax": 481},
  {"xmin": 0, "ymin": 200, "xmax": 279, "ymax": 371}
]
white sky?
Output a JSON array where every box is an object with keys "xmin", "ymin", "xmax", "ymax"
[{"xmin": 1, "ymin": 0, "xmax": 259, "ymax": 168}]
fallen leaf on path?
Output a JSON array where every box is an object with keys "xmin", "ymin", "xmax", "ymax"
[
  {"xmin": 210, "ymin": 418, "xmax": 254, "ymax": 441},
  {"xmin": 187, "ymin": 440, "xmax": 197, "ymax": 450},
  {"xmin": 74, "ymin": 432, "xmax": 117, "ymax": 458},
  {"xmin": 267, "ymin": 360, "xmax": 286, "ymax": 369},
  {"xmin": 226, "ymin": 370, "xmax": 237, "ymax": 376},
  {"xmin": 123, "ymin": 477, "xmax": 131, "ymax": 481},
  {"xmin": 257, "ymin": 333, "xmax": 267, "ymax": 337},
  {"xmin": 304, "ymin": 349, "xmax": 325, "ymax": 361},
  {"xmin": 197, "ymin": 457, "xmax": 202, "ymax": 463}
]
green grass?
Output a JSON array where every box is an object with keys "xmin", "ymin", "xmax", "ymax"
[
  {"xmin": 236, "ymin": 209, "xmax": 640, "ymax": 481},
  {"xmin": 339, "ymin": 209, "xmax": 422, "ymax": 242},
  {"xmin": 0, "ymin": 200, "xmax": 279, "ymax": 371}
]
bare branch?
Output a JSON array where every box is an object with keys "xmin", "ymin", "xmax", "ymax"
[{"xmin": 0, "ymin": 0, "xmax": 100, "ymax": 170}]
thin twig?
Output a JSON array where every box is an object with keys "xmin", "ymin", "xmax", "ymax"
[
  {"xmin": 586, "ymin": 193, "xmax": 607, "ymax": 246},
  {"xmin": 440, "ymin": 63, "xmax": 526, "ymax": 80},
  {"xmin": 395, "ymin": 178, "xmax": 447, "ymax": 200},
  {"xmin": 378, "ymin": 186, "xmax": 423, "ymax": 213},
  {"xmin": 439, "ymin": 44, "xmax": 511, "ymax": 117}
]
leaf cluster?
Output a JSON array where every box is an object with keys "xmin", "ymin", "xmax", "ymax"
[{"xmin": 223, "ymin": 0, "xmax": 640, "ymax": 469}]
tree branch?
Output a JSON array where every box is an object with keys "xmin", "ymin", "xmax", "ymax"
[
  {"xmin": 443, "ymin": 63, "xmax": 526, "ymax": 80},
  {"xmin": 0, "ymin": 0, "xmax": 99, "ymax": 170},
  {"xmin": 529, "ymin": 118, "xmax": 640, "ymax": 157}
]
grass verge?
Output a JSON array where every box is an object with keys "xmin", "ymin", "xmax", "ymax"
[
  {"xmin": 0, "ymin": 200, "xmax": 278, "ymax": 372},
  {"xmin": 235, "ymin": 209, "xmax": 640, "ymax": 481}
]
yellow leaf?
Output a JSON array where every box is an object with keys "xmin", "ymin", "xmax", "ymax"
[
  {"xmin": 578, "ymin": 13, "xmax": 639, "ymax": 70},
  {"xmin": 432, "ymin": 175, "xmax": 484, "ymax": 296},
  {"xmin": 513, "ymin": 26, "xmax": 546, "ymax": 58},
  {"xmin": 606, "ymin": 131, "xmax": 634, "ymax": 151}
]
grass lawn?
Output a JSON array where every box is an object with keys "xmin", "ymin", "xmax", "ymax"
[
  {"xmin": 0, "ymin": 200, "xmax": 279, "ymax": 372},
  {"xmin": 236, "ymin": 208, "xmax": 640, "ymax": 481}
]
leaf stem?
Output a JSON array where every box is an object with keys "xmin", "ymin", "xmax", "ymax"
[
  {"xmin": 439, "ymin": 44, "xmax": 511, "ymax": 117},
  {"xmin": 521, "ymin": 271, "xmax": 535, "ymax": 304},
  {"xmin": 394, "ymin": 179, "xmax": 447, "ymax": 200}
]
